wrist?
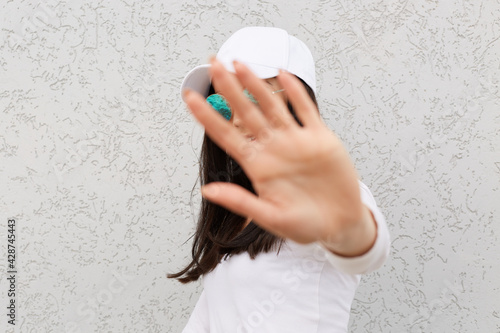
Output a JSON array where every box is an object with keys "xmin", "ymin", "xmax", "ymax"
[{"xmin": 319, "ymin": 205, "xmax": 377, "ymax": 257}]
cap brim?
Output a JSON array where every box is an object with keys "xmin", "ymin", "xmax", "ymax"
[
  {"xmin": 180, "ymin": 64, "xmax": 211, "ymax": 102},
  {"xmin": 180, "ymin": 61, "xmax": 280, "ymax": 102}
]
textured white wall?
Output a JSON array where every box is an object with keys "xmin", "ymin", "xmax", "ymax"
[{"xmin": 1, "ymin": 0, "xmax": 498, "ymax": 332}]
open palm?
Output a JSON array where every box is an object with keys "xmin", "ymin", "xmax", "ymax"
[{"xmin": 184, "ymin": 58, "xmax": 372, "ymax": 253}]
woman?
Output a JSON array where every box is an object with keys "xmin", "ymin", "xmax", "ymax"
[{"xmin": 169, "ymin": 26, "xmax": 390, "ymax": 333}]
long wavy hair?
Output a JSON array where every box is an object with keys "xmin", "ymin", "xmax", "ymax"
[{"xmin": 168, "ymin": 78, "xmax": 318, "ymax": 283}]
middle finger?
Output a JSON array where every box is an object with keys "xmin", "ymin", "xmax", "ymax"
[
  {"xmin": 210, "ymin": 58, "xmax": 269, "ymax": 136},
  {"xmin": 233, "ymin": 61, "xmax": 295, "ymax": 129}
]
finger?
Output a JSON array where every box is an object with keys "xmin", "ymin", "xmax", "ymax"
[
  {"xmin": 184, "ymin": 89, "xmax": 254, "ymax": 163},
  {"xmin": 233, "ymin": 61, "xmax": 296, "ymax": 129},
  {"xmin": 210, "ymin": 58, "xmax": 269, "ymax": 136},
  {"xmin": 277, "ymin": 71, "xmax": 323, "ymax": 129},
  {"xmin": 202, "ymin": 182, "xmax": 321, "ymax": 243},
  {"xmin": 201, "ymin": 182, "xmax": 284, "ymax": 234}
]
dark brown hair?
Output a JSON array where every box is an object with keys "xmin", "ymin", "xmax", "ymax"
[{"xmin": 168, "ymin": 78, "xmax": 318, "ymax": 283}]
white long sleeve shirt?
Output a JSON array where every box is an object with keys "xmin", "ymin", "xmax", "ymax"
[{"xmin": 182, "ymin": 181, "xmax": 390, "ymax": 333}]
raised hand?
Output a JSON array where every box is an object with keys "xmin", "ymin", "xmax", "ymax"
[{"xmin": 183, "ymin": 58, "xmax": 376, "ymax": 257}]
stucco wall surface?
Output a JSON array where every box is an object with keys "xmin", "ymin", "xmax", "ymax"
[{"xmin": 0, "ymin": 0, "xmax": 499, "ymax": 332}]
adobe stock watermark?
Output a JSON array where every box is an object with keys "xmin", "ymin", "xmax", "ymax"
[
  {"xmin": 64, "ymin": 270, "xmax": 135, "ymax": 333},
  {"xmin": 226, "ymin": 0, "xmax": 246, "ymax": 9},
  {"xmin": 7, "ymin": 1, "xmax": 61, "ymax": 50},
  {"xmin": 407, "ymin": 278, "xmax": 464, "ymax": 332},
  {"xmin": 236, "ymin": 244, "xmax": 328, "ymax": 332},
  {"xmin": 235, "ymin": 126, "xmax": 277, "ymax": 163}
]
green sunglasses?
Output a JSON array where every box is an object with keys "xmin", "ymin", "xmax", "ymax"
[{"xmin": 206, "ymin": 89, "xmax": 285, "ymax": 121}]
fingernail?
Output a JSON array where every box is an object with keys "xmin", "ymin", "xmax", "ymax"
[
  {"xmin": 210, "ymin": 57, "xmax": 221, "ymax": 67},
  {"xmin": 183, "ymin": 89, "xmax": 192, "ymax": 100},
  {"xmin": 233, "ymin": 60, "xmax": 244, "ymax": 70},
  {"xmin": 201, "ymin": 184, "xmax": 219, "ymax": 197}
]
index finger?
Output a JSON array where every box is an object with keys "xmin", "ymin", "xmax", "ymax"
[{"xmin": 183, "ymin": 89, "xmax": 258, "ymax": 164}]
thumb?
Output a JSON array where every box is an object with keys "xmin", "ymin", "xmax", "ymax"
[
  {"xmin": 200, "ymin": 182, "xmax": 275, "ymax": 224},
  {"xmin": 201, "ymin": 183, "xmax": 223, "ymax": 198}
]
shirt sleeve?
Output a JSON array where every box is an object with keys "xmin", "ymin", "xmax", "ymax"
[
  {"xmin": 317, "ymin": 180, "xmax": 391, "ymax": 275},
  {"xmin": 182, "ymin": 289, "xmax": 210, "ymax": 333}
]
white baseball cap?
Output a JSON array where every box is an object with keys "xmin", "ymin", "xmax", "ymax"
[{"xmin": 180, "ymin": 26, "xmax": 316, "ymax": 101}]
